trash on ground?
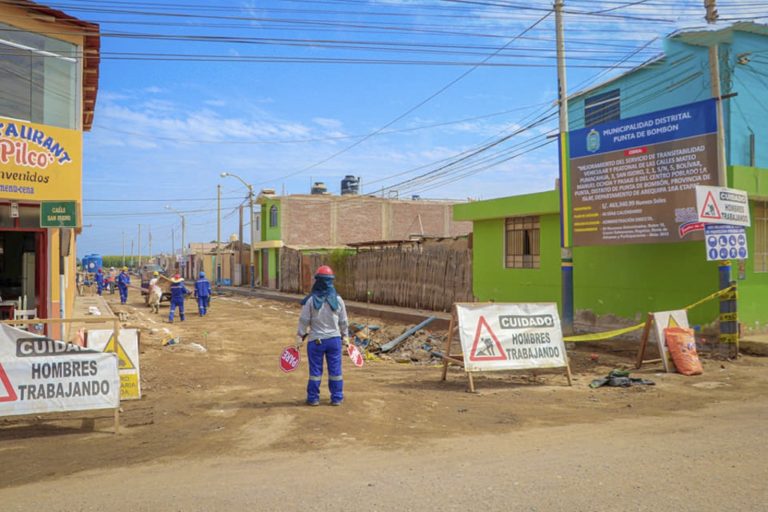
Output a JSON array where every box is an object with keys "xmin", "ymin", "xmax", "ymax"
[{"xmin": 590, "ymin": 370, "xmax": 655, "ymax": 389}]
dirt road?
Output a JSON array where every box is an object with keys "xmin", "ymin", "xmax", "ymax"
[{"xmin": 1, "ymin": 290, "xmax": 767, "ymax": 510}]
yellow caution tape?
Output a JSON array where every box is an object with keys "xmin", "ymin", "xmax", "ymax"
[
  {"xmin": 563, "ymin": 286, "xmax": 737, "ymax": 343},
  {"xmin": 563, "ymin": 322, "xmax": 646, "ymax": 342}
]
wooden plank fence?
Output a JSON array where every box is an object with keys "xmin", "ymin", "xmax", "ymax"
[{"xmin": 280, "ymin": 246, "xmax": 472, "ymax": 312}]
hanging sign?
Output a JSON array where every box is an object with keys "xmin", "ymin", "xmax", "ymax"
[
  {"xmin": 695, "ymin": 185, "xmax": 750, "ymax": 227},
  {"xmin": 705, "ymin": 224, "xmax": 748, "ymax": 261},
  {"xmin": 455, "ymin": 303, "xmax": 567, "ymax": 372}
]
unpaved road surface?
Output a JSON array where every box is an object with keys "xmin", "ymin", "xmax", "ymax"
[{"xmin": 1, "ymin": 290, "xmax": 767, "ymax": 510}]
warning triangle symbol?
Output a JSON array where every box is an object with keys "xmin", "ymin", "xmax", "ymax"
[
  {"xmin": 469, "ymin": 316, "xmax": 507, "ymax": 361},
  {"xmin": 104, "ymin": 335, "xmax": 136, "ymax": 370},
  {"xmin": 0, "ymin": 363, "xmax": 18, "ymax": 403},
  {"xmin": 700, "ymin": 191, "xmax": 722, "ymax": 220},
  {"xmin": 667, "ymin": 315, "xmax": 680, "ymax": 328}
]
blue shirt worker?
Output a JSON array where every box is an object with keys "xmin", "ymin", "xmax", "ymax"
[
  {"xmin": 194, "ymin": 271, "xmax": 212, "ymax": 316},
  {"xmin": 296, "ymin": 265, "xmax": 350, "ymax": 407},
  {"xmin": 169, "ymin": 273, "xmax": 189, "ymax": 323},
  {"xmin": 95, "ymin": 268, "xmax": 105, "ymax": 296},
  {"xmin": 116, "ymin": 267, "xmax": 131, "ymax": 304}
]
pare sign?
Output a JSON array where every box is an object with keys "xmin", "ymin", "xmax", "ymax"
[{"xmin": 279, "ymin": 346, "xmax": 301, "ymax": 373}]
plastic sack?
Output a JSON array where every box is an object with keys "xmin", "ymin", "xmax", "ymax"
[{"xmin": 664, "ymin": 327, "xmax": 703, "ymax": 376}]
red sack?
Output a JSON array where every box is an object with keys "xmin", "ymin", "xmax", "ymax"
[{"xmin": 664, "ymin": 327, "xmax": 703, "ymax": 376}]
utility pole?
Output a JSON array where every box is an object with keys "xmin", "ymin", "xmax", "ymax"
[
  {"xmin": 130, "ymin": 239, "xmax": 134, "ymax": 268},
  {"xmin": 138, "ymin": 224, "xmax": 142, "ymax": 268},
  {"xmin": 148, "ymin": 226, "xmax": 152, "ymax": 263},
  {"xmin": 238, "ymin": 204, "xmax": 244, "ymax": 246},
  {"xmin": 121, "ymin": 231, "xmax": 125, "ymax": 267},
  {"xmin": 217, "ymin": 184, "xmax": 222, "ymax": 285},
  {"xmin": 706, "ymin": 0, "xmax": 727, "ymax": 186},
  {"xmin": 171, "ymin": 227, "xmax": 175, "ymax": 269},
  {"xmin": 248, "ymin": 184, "xmax": 255, "ymax": 288},
  {"xmin": 555, "ymin": 0, "xmax": 574, "ymax": 335},
  {"xmin": 181, "ymin": 215, "xmax": 186, "ymax": 280}
]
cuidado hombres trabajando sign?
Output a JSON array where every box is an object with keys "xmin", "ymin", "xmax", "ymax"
[
  {"xmin": 0, "ymin": 325, "xmax": 119, "ymax": 417},
  {"xmin": 456, "ymin": 303, "xmax": 567, "ymax": 372}
]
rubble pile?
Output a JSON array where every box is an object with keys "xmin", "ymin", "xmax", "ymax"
[{"xmin": 350, "ymin": 321, "xmax": 446, "ymax": 365}]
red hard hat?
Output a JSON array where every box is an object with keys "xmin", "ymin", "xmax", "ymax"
[
  {"xmin": 174, "ymin": 273, "xmax": 181, "ymax": 279},
  {"xmin": 315, "ymin": 265, "xmax": 334, "ymax": 276}
]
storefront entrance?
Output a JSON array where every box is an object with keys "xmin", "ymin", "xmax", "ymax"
[{"xmin": 0, "ymin": 204, "xmax": 48, "ymax": 321}]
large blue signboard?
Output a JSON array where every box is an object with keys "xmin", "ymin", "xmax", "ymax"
[{"xmin": 569, "ymin": 99, "xmax": 719, "ymax": 246}]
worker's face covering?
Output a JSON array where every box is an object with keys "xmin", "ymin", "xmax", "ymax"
[{"xmin": 302, "ymin": 275, "xmax": 339, "ymax": 311}]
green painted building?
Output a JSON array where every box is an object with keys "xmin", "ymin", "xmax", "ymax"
[{"xmin": 455, "ymin": 165, "xmax": 768, "ymax": 332}]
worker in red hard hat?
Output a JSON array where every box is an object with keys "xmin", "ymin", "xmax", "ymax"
[{"xmin": 296, "ymin": 265, "xmax": 350, "ymax": 406}]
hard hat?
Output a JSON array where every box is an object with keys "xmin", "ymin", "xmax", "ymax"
[
  {"xmin": 315, "ymin": 265, "xmax": 334, "ymax": 277},
  {"xmin": 153, "ymin": 271, "xmax": 159, "ymax": 276},
  {"xmin": 123, "ymin": 266, "xmax": 128, "ymax": 271},
  {"xmin": 174, "ymin": 273, "xmax": 181, "ymax": 279},
  {"xmin": 199, "ymin": 271, "xmax": 205, "ymax": 278},
  {"xmin": 110, "ymin": 266, "xmax": 115, "ymax": 270}
]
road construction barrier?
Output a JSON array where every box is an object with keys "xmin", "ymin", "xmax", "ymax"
[
  {"xmin": 1, "ymin": 317, "xmax": 123, "ymax": 433},
  {"xmin": 440, "ymin": 302, "xmax": 572, "ymax": 392}
]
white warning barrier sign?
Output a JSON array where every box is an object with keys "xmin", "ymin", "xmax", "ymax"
[
  {"xmin": 456, "ymin": 303, "xmax": 567, "ymax": 372},
  {"xmin": 0, "ymin": 324, "xmax": 119, "ymax": 417},
  {"xmin": 88, "ymin": 329, "xmax": 141, "ymax": 400}
]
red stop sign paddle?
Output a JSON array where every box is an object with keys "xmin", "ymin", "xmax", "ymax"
[
  {"xmin": 347, "ymin": 343, "xmax": 364, "ymax": 368},
  {"xmin": 279, "ymin": 346, "xmax": 301, "ymax": 373}
]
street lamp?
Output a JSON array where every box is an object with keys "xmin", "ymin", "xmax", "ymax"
[
  {"xmin": 165, "ymin": 205, "xmax": 186, "ymax": 279},
  {"xmin": 221, "ymin": 171, "xmax": 256, "ymax": 288}
]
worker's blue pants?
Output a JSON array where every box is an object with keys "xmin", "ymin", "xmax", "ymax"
[
  {"xmin": 169, "ymin": 299, "xmax": 185, "ymax": 322},
  {"xmin": 118, "ymin": 284, "xmax": 128, "ymax": 303},
  {"xmin": 306, "ymin": 336, "xmax": 343, "ymax": 403},
  {"xmin": 97, "ymin": 283, "xmax": 103, "ymax": 295},
  {"xmin": 196, "ymin": 296, "xmax": 208, "ymax": 316}
]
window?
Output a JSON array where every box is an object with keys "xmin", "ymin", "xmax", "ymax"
[
  {"xmin": 505, "ymin": 216, "xmax": 540, "ymax": 269},
  {"xmin": 755, "ymin": 201, "xmax": 768, "ymax": 273},
  {"xmin": 0, "ymin": 22, "xmax": 79, "ymax": 129},
  {"xmin": 269, "ymin": 205, "xmax": 278, "ymax": 228},
  {"xmin": 585, "ymin": 89, "xmax": 620, "ymax": 127}
]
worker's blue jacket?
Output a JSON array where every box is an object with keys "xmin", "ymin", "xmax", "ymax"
[
  {"xmin": 194, "ymin": 278, "xmax": 211, "ymax": 298},
  {"xmin": 170, "ymin": 280, "xmax": 188, "ymax": 302},
  {"xmin": 116, "ymin": 272, "xmax": 130, "ymax": 287},
  {"xmin": 95, "ymin": 272, "xmax": 105, "ymax": 286}
]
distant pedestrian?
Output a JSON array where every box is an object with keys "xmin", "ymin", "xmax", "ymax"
[
  {"xmin": 95, "ymin": 268, "xmax": 105, "ymax": 296},
  {"xmin": 148, "ymin": 271, "xmax": 162, "ymax": 314},
  {"xmin": 296, "ymin": 265, "xmax": 349, "ymax": 407},
  {"xmin": 116, "ymin": 267, "xmax": 130, "ymax": 304},
  {"xmin": 168, "ymin": 273, "xmax": 188, "ymax": 323},
  {"xmin": 194, "ymin": 271, "xmax": 212, "ymax": 316}
]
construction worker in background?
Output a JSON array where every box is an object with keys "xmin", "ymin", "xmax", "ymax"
[
  {"xmin": 95, "ymin": 268, "xmax": 105, "ymax": 296},
  {"xmin": 194, "ymin": 271, "xmax": 212, "ymax": 316},
  {"xmin": 295, "ymin": 265, "xmax": 349, "ymax": 407},
  {"xmin": 107, "ymin": 266, "xmax": 117, "ymax": 294},
  {"xmin": 168, "ymin": 273, "xmax": 189, "ymax": 323},
  {"xmin": 116, "ymin": 267, "xmax": 131, "ymax": 304}
]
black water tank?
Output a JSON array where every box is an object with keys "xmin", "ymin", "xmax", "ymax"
[
  {"xmin": 311, "ymin": 182, "xmax": 328, "ymax": 195},
  {"xmin": 340, "ymin": 175, "xmax": 360, "ymax": 195}
]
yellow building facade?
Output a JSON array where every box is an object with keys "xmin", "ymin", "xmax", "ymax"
[{"xmin": 0, "ymin": 1, "xmax": 99, "ymax": 338}]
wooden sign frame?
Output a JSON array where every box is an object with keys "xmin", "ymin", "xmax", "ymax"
[{"xmin": 439, "ymin": 303, "xmax": 572, "ymax": 392}]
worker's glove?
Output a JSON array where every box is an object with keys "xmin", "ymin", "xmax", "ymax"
[
  {"xmin": 295, "ymin": 335, "xmax": 305, "ymax": 349},
  {"xmin": 342, "ymin": 336, "xmax": 351, "ymax": 348}
]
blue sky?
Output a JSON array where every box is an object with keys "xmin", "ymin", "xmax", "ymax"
[{"xmin": 66, "ymin": 0, "xmax": 764, "ymax": 256}]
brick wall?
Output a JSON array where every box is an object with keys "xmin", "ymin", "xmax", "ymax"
[{"xmin": 280, "ymin": 195, "xmax": 471, "ymax": 247}]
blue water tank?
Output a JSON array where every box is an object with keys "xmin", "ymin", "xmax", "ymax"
[
  {"xmin": 82, "ymin": 254, "xmax": 103, "ymax": 273},
  {"xmin": 341, "ymin": 175, "xmax": 360, "ymax": 195}
]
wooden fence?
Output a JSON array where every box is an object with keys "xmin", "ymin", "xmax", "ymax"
[{"xmin": 280, "ymin": 246, "xmax": 472, "ymax": 312}]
